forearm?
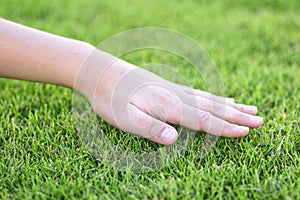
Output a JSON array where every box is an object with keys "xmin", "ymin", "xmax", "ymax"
[{"xmin": 0, "ymin": 18, "xmax": 95, "ymax": 88}]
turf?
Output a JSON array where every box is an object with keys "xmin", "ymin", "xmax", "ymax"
[{"xmin": 0, "ymin": 0, "xmax": 299, "ymax": 199}]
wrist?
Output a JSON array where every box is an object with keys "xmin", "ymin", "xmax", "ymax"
[
  {"xmin": 63, "ymin": 40, "xmax": 95, "ymax": 88},
  {"xmin": 74, "ymin": 48, "xmax": 136, "ymax": 102}
]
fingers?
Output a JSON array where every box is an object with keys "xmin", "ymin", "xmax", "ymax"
[
  {"xmin": 232, "ymin": 103, "xmax": 258, "ymax": 115},
  {"xmin": 130, "ymin": 85, "xmax": 263, "ymax": 139},
  {"xmin": 119, "ymin": 104, "xmax": 178, "ymax": 145},
  {"xmin": 134, "ymin": 93, "xmax": 251, "ymax": 138},
  {"xmin": 181, "ymin": 86, "xmax": 234, "ymax": 105},
  {"xmin": 181, "ymin": 95, "xmax": 263, "ymax": 128},
  {"xmin": 168, "ymin": 103, "xmax": 250, "ymax": 138},
  {"xmin": 125, "ymin": 84, "xmax": 263, "ymax": 143},
  {"xmin": 183, "ymin": 88, "xmax": 258, "ymax": 115},
  {"xmin": 126, "ymin": 101, "xmax": 250, "ymax": 143}
]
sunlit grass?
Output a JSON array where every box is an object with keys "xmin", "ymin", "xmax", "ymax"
[{"xmin": 0, "ymin": 0, "xmax": 299, "ymax": 199}]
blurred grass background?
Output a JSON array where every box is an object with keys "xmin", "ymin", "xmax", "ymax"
[{"xmin": 0, "ymin": 0, "xmax": 299, "ymax": 199}]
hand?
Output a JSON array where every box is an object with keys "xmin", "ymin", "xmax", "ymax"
[
  {"xmin": 77, "ymin": 51, "xmax": 264, "ymax": 145},
  {"xmin": 0, "ymin": 19, "xmax": 262, "ymax": 145}
]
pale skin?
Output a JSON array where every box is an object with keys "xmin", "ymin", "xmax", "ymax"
[{"xmin": 0, "ymin": 19, "xmax": 264, "ymax": 145}]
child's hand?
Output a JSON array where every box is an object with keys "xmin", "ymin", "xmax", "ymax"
[
  {"xmin": 77, "ymin": 51, "xmax": 263, "ymax": 145},
  {"xmin": 0, "ymin": 19, "xmax": 263, "ymax": 146}
]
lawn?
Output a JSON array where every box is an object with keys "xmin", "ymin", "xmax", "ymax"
[{"xmin": 0, "ymin": 0, "xmax": 299, "ymax": 199}]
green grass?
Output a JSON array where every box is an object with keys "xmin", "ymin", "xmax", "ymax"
[{"xmin": 0, "ymin": 0, "xmax": 299, "ymax": 199}]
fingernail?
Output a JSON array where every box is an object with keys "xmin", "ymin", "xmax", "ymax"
[
  {"xmin": 236, "ymin": 126, "xmax": 249, "ymax": 133},
  {"xmin": 244, "ymin": 105, "xmax": 257, "ymax": 113},
  {"xmin": 161, "ymin": 128, "xmax": 177, "ymax": 144},
  {"xmin": 252, "ymin": 116, "xmax": 264, "ymax": 125}
]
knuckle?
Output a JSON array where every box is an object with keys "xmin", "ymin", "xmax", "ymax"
[
  {"xmin": 214, "ymin": 103, "xmax": 227, "ymax": 119},
  {"xmin": 157, "ymin": 94, "xmax": 182, "ymax": 124},
  {"xmin": 232, "ymin": 110, "xmax": 244, "ymax": 120},
  {"xmin": 167, "ymin": 104, "xmax": 182, "ymax": 124},
  {"xmin": 213, "ymin": 103, "xmax": 225, "ymax": 113},
  {"xmin": 169, "ymin": 101, "xmax": 181, "ymax": 113},
  {"xmin": 147, "ymin": 121, "xmax": 164, "ymax": 139},
  {"xmin": 198, "ymin": 97, "xmax": 211, "ymax": 108},
  {"xmin": 198, "ymin": 111, "xmax": 212, "ymax": 125},
  {"xmin": 157, "ymin": 93, "xmax": 167, "ymax": 104},
  {"xmin": 158, "ymin": 93, "xmax": 174, "ymax": 105},
  {"xmin": 221, "ymin": 123, "xmax": 231, "ymax": 137},
  {"xmin": 138, "ymin": 115, "xmax": 152, "ymax": 128}
]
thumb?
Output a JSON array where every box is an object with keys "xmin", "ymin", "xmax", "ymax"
[{"xmin": 120, "ymin": 104, "xmax": 178, "ymax": 145}]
